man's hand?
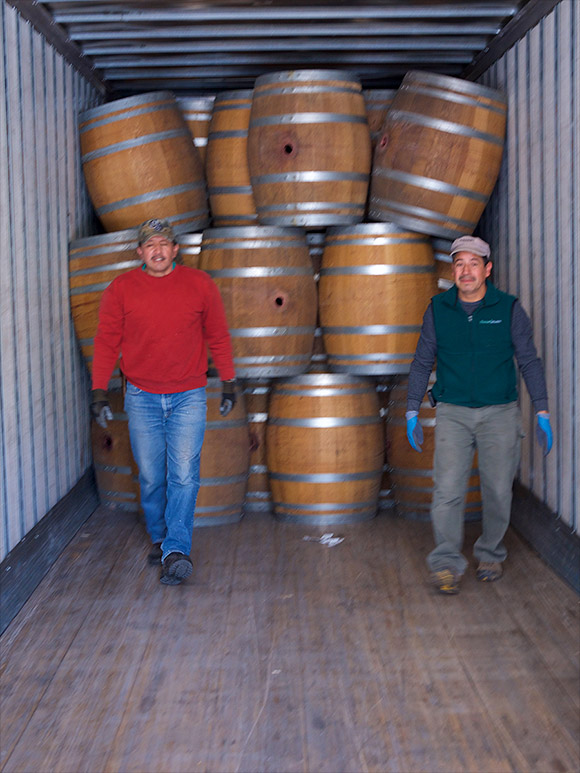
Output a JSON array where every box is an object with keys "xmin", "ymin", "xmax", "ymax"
[
  {"xmin": 220, "ymin": 380, "xmax": 237, "ymax": 417},
  {"xmin": 536, "ymin": 412, "xmax": 553, "ymax": 456},
  {"xmin": 90, "ymin": 389, "xmax": 113, "ymax": 428},
  {"xmin": 406, "ymin": 411, "xmax": 423, "ymax": 452}
]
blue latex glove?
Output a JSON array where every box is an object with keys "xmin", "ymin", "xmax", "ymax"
[
  {"xmin": 536, "ymin": 413, "xmax": 553, "ymax": 456},
  {"xmin": 406, "ymin": 411, "xmax": 423, "ymax": 453}
]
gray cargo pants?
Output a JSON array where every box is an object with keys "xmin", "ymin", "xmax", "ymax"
[{"xmin": 427, "ymin": 401, "xmax": 522, "ymax": 575}]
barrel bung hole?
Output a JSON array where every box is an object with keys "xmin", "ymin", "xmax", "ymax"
[
  {"xmin": 275, "ymin": 296, "xmax": 285, "ymax": 307},
  {"xmin": 284, "ymin": 143, "xmax": 294, "ymax": 155},
  {"xmin": 102, "ymin": 435, "xmax": 113, "ymax": 451}
]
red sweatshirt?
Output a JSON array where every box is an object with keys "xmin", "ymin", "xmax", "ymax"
[{"xmin": 92, "ymin": 264, "xmax": 235, "ymax": 392}]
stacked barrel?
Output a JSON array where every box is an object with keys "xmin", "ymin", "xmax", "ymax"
[{"xmin": 70, "ymin": 67, "xmax": 506, "ymax": 526}]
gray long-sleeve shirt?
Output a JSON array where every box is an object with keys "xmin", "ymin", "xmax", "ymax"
[{"xmin": 406, "ymin": 297, "xmax": 549, "ymax": 413}]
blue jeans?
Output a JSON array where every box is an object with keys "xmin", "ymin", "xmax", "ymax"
[{"xmin": 124, "ymin": 383, "xmax": 207, "ymax": 560}]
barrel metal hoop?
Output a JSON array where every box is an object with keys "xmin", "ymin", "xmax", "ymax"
[
  {"xmin": 70, "ymin": 259, "xmax": 140, "ymax": 278},
  {"xmin": 82, "ymin": 128, "xmax": 192, "ymax": 163},
  {"xmin": 96, "ymin": 184, "xmax": 206, "ymax": 216},
  {"xmin": 69, "ymin": 230, "xmax": 139, "ymax": 250},
  {"xmin": 272, "ymin": 386, "xmax": 373, "ymax": 397},
  {"xmin": 401, "ymin": 83, "xmax": 507, "ymax": 115},
  {"xmin": 230, "ymin": 326, "xmax": 315, "ymax": 337},
  {"xmin": 250, "ymin": 113, "xmax": 367, "ymax": 127},
  {"xmin": 403, "ymin": 70, "xmax": 506, "ymax": 103},
  {"xmin": 323, "ymin": 235, "xmax": 431, "ymax": 246},
  {"xmin": 257, "ymin": 201, "xmax": 363, "ymax": 213},
  {"xmin": 235, "ymin": 354, "xmax": 311, "ymax": 363},
  {"xmin": 373, "ymin": 167, "xmax": 490, "ymax": 203},
  {"xmin": 203, "ymin": 266, "xmax": 312, "ymax": 278},
  {"xmin": 249, "ymin": 464, "xmax": 268, "ymax": 474},
  {"xmin": 79, "ymin": 91, "xmax": 174, "ymax": 123},
  {"xmin": 322, "ymin": 325, "xmax": 421, "ymax": 335},
  {"xmin": 328, "ymin": 363, "xmax": 412, "ymax": 374},
  {"xmin": 369, "ymin": 197, "xmax": 477, "ymax": 230},
  {"xmin": 254, "ymin": 84, "xmax": 362, "ymax": 97},
  {"xmin": 252, "ymin": 171, "xmax": 368, "ymax": 184},
  {"xmin": 255, "ymin": 70, "xmax": 361, "ymax": 87},
  {"xmin": 268, "ymin": 416, "xmax": 381, "ymax": 427},
  {"xmin": 70, "ymin": 280, "xmax": 113, "ymax": 296},
  {"xmin": 270, "ymin": 471, "xmax": 380, "ymax": 483},
  {"xmin": 386, "ymin": 109, "xmax": 505, "ymax": 146},
  {"xmin": 247, "ymin": 413, "xmax": 268, "ymax": 423},
  {"xmin": 95, "ymin": 463, "xmax": 132, "ymax": 475},
  {"xmin": 80, "ymin": 101, "xmax": 175, "ymax": 133},
  {"xmin": 208, "ymin": 185, "xmax": 254, "ymax": 195},
  {"xmin": 320, "ymin": 265, "xmax": 434, "ymax": 276},
  {"xmin": 258, "ymin": 215, "xmax": 365, "ymax": 226},
  {"xmin": 208, "ymin": 130, "xmax": 249, "ymax": 139},
  {"xmin": 201, "ymin": 245, "xmax": 307, "ymax": 255}
]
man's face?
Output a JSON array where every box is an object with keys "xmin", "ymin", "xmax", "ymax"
[
  {"xmin": 137, "ymin": 235, "xmax": 179, "ymax": 277},
  {"xmin": 452, "ymin": 251, "xmax": 492, "ymax": 301}
]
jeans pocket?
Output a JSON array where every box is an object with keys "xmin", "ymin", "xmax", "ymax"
[{"xmin": 126, "ymin": 381, "xmax": 143, "ymax": 395}]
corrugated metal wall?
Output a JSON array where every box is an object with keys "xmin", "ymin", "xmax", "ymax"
[
  {"xmin": 0, "ymin": 2, "xmax": 102, "ymax": 561},
  {"xmin": 478, "ymin": 0, "xmax": 579, "ymax": 533}
]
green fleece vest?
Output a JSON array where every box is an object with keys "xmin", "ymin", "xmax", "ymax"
[{"xmin": 431, "ymin": 282, "xmax": 518, "ymax": 408}]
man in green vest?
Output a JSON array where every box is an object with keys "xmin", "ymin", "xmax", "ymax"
[{"xmin": 406, "ymin": 235, "xmax": 553, "ymax": 594}]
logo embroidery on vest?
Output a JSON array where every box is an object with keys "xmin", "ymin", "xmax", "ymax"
[{"xmin": 479, "ymin": 319, "xmax": 502, "ymax": 324}]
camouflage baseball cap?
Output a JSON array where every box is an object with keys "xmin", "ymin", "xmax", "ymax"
[{"xmin": 138, "ymin": 218, "xmax": 175, "ymax": 245}]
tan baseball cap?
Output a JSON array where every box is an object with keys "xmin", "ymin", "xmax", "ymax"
[
  {"xmin": 450, "ymin": 235, "xmax": 491, "ymax": 260},
  {"xmin": 138, "ymin": 218, "xmax": 175, "ymax": 245}
]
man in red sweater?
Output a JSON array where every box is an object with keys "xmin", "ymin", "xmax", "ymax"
[{"xmin": 90, "ymin": 218, "xmax": 236, "ymax": 585}]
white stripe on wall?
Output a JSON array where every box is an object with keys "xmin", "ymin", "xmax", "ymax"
[
  {"xmin": 0, "ymin": 3, "xmax": 103, "ymax": 561},
  {"xmin": 478, "ymin": 0, "xmax": 578, "ymax": 533}
]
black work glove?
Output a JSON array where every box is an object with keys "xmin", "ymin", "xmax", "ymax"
[
  {"xmin": 90, "ymin": 388, "xmax": 113, "ymax": 428},
  {"xmin": 220, "ymin": 380, "xmax": 237, "ymax": 417}
]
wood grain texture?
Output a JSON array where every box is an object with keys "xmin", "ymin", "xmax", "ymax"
[{"xmin": 1, "ymin": 507, "xmax": 578, "ymax": 773}]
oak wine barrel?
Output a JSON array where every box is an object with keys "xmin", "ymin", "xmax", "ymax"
[
  {"xmin": 318, "ymin": 223, "xmax": 437, "ymax": 374},
  {"xmin": 248, "ymin": 70, "xmax": 371, "ymax": 227},
  {"xmin": 205, "ymin": 90, "xmax": 258, "ymax": 226},
  {"xmin": 267, "ymin": 374, "xmax": 383, "ymax": 524},
  {"xmin": 79, "ymin": 92, "xmax": 209, "ymax": 233},
  {"xmin": 199, "ymin": 227, "xmax": 317, "ymax": 377},
  {"xmin": 370, "ymin": 71, "xmax": 507, "ymax": 239}
]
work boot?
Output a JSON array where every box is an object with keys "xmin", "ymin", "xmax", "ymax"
[
  {"xmin": 430, "ymin": 568, "xmax": 461, "ymax": 595},
  {"xmin": 476, "ymin": 561, "xmax": 504, "ymax": 582},
  {"xmin": 160, "ymin": 552, "xmax": 193, "ymax": 585},
  {"xmin": 147, "ymin": 542, "xmax": 163, "ymax": 566}
]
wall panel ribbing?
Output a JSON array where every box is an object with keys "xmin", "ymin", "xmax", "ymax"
[
  {"xmin": 479, "ymin": 0, "xmax": 579, "ymax": 532},
  {"xmin": 0, "ymin": 2, "xmax": 102, "ymax": 561}
]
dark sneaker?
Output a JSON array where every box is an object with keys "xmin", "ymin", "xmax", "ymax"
[
  {"xmin": 147, "ymin": 542, "xmax": 163, "ymax": 566},
  {"xmin": 160, "ymin": 552, "xmax": 193, "ymax": 585},
  {"xmin": 431, "ymin": 568, "xmax": 461, "ymax": 595},
  {"xmin": 476, "ymin": 561, "xmax": 504, "ymax": 582}
]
